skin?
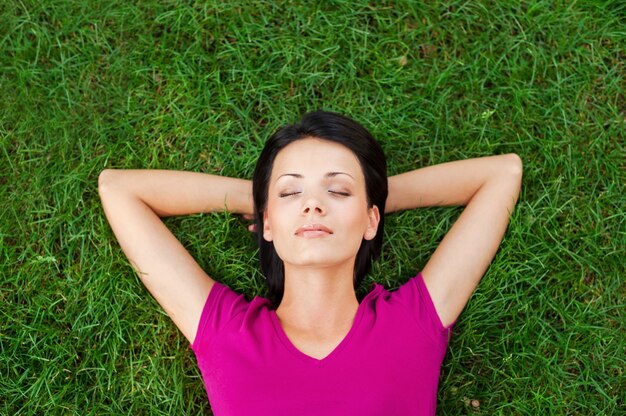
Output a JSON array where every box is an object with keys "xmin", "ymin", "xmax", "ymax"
[
  {"xmin": 262, "ymin": 138, "xmax": 380, "ymax": 357},
  {"xmin": 99, "ymin": 137, "xmax": 522, "ymax": 360}
]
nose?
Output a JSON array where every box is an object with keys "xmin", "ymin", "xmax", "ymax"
[{"xmin": 301, "ymin": 195, "xmax": 326, "ymax": 216}]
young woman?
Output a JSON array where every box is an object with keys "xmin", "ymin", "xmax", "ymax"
[{"xmin": 99, "ymin": 111, "xmax": 522, "ymax": 415}]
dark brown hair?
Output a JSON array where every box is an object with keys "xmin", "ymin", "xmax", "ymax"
[{"xmin": 252, "ymin": 111, "xmax": 387, "ymax": 306}]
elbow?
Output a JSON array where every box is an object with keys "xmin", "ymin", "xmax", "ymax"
[
  {"xmin": 502, "ymin": 154, "xmax": 523, "ymax": 204},
  {"xmin": 98, "ymin": 169, "xmax": 121, "ymax": 199},
  {"xmin": 504, "ymin": 153, "xmax": 523, "ymax": 179}
]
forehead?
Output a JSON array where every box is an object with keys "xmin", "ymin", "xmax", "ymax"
[{"xmin": 271, "ymin": 138, "xmax": 363, "ymax": 179}]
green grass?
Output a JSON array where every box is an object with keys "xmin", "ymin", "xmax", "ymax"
[{"xmin": 1, "ymin": 0, "xmax": 624, "ymax": 414}]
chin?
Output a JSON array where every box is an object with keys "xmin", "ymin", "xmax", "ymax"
[{"xmin": 275, "ymin": 242, "xmax": 360, "ymax": 268}]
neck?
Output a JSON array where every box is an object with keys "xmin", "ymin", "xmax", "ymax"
[{"xmin": 275, "ymin": 261, "xmax": 359, "ymax": 332}]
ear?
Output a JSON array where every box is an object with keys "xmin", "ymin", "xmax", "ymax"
[
  {"xmin": 364, "ymin": 205, "xmax": 380, "ymax": 241},
  {"xmin": 262, "ymin": 210, "xmax": 273, "ymax": 242}
]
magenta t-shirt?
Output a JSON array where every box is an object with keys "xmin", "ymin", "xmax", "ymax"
[{"xmin": 191, "ymin": 272, "xmax": 452, "ymax": 415}]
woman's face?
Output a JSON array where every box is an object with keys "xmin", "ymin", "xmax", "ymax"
[{"xmin": 263, "ymin": 137, "xmax": 380, "ymax": 271}]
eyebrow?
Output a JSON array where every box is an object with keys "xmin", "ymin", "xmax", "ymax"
[{"xmin": 275, "ymin": 171, "xmax": 354, "ymax": 182}]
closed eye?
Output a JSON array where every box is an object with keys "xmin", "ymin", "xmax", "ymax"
[
  {"xmin": 329, "ymin": 190, "xmax": 351, "ymax": 197},
  {"xmin": 279, "ymin": 191, "xmax": 301, "ymax": 198}
]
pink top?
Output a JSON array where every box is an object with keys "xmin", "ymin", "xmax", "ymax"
[{"xmin": 191, "ymin": 273, "xmax": 452, "ymax": 415}]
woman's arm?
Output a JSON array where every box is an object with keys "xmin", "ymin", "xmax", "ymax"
[
  {"xmin": 98, "ymin": 169, "xmax": 252, "ymax": 343},
  {"xmin": 386, "ymin": 154, "xmax": 523, "ymax": 327}
]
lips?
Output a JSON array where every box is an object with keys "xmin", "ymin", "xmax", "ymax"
[{"xmin": 295, "ymin": 224, "xmax": 334, "ymax": 238}]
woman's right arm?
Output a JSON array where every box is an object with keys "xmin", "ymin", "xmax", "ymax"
[{"xmin": 98, "ymin": 169, "xmax": 252, "ymax": 344}]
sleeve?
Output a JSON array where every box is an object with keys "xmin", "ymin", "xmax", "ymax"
[
  {"xmin": 191, "ymin": 282, "xmax": 249, "ymax": 352},
  {"xmin": 392, "ymin": 272, "xmax": 454, "ymax": 341}
]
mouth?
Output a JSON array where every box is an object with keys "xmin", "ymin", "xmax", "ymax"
[{"xmin": 295, "ymin": 224, "xmax": 334, "ymax": 238}]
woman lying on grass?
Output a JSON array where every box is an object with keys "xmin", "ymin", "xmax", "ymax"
[{"xmin": 99, "ymin": 111, "xmax": 522, "ymax": 415}]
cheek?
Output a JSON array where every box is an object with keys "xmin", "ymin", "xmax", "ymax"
[
  {"xmin": 265, "ymin": 200, "xmax": 294, "ymax": 235},
  {"xmin": 337, "ymin": 202, "xmax": 371, "ymax": 236},
  {"xmin": 342, "ymin": 197, "xmax": 369, "ymax": 221}
]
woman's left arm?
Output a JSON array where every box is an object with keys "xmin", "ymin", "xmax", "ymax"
[{"xmin": 386, "ymin": 154, "xmax": 523, "ymax": 327}]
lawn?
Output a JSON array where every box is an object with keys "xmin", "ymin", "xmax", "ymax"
[{"xmin": 1, "ymin": 0, "xmax": 624, "ymax": 414}]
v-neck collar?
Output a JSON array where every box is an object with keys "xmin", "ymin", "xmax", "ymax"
[{"xmin": 269, "ymin": 284, "xmax": 383, "ymax": 366}]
